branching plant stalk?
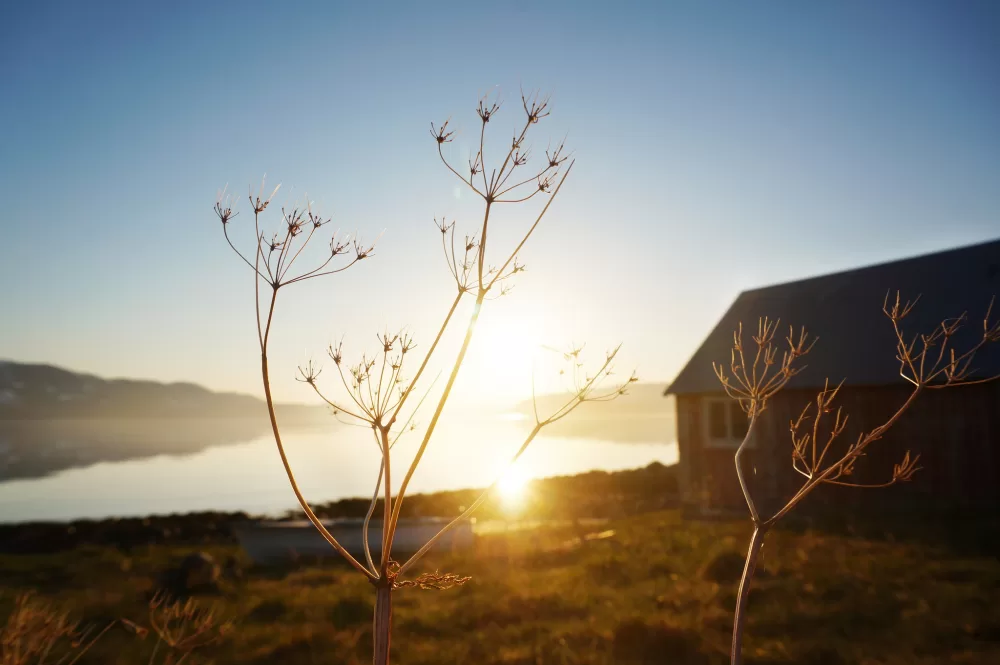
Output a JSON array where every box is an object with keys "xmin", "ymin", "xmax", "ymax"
[
  {"xmin": 259, "ymin": 286, "xmax": 376, "ymax": 580},
  {"xmin": 399, "ymin": 346, "xmax": 621, "ymax": 576},
  {"xmin": 386, "ymin": 161, "xmax": 570, "ymax": 554},
  {"xmin": 730, "ymin": 383, "xmax": 927, "ymax": 664},
  {"xmin": 387, "ymin": 293, "xmax": 460, "ymax": 428},
  {"xmin": 220, "ymin": 92, "xmax": 626, "ymax": 665},
  {"xmin": 385, "ymin": 291, "xmax": 485, "ymax": 556},
  {"xmin": 718, "ymin": 296, "xmax": 999, "ymax": 665}
]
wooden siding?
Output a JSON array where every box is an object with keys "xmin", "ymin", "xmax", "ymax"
[{"xmin": 677, "ymin": 383, "xmax": 1000, "ymax": 516}]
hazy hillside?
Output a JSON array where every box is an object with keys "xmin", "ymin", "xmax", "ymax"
[
  {"xmin": 0, "ymin": 361, "xmax": 322, "ymax": 421},
  {"xmin": 0, "ymin": 361, "xmax": 335, "ymax": 480}
]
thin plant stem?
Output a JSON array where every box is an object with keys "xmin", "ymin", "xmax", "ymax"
[
  {"xmin": 364, "ymin": 457, "xmax": 385, "ymax": 575},
  {"xmin": 380, "ymin": 426, "xmax": 392, "ymax": 569},
  {"xmin": 372, "ymin": 585, "xmax": 392, "ymax": 665},
  {"xmin": 734, "ymin": 417, "xmax": 760, "ymax": 525},
  {"xmin": 731, "ymin": 526, "xmax": 767, "ymax": 665},
  {"xmin": 259, "ymin": 287, "xmax": 375, "ymax": 580},
  {"xmin": 488, "ymin": 162, "xmax": 574, "ymax": 290},
  {"xmin": 386, "ymin": 292, "xmax": 486, "ymax": 554},
  {"xmin": 399, "ymin": 422, "xmax": 542, "ymax": 575},
  {"xmin": 399, "ymin": 351, "xmax": 619, "ymax": 576},
  {"xmin": 388, "ymin": 293, "xmax": 462, "ymax": 428}
]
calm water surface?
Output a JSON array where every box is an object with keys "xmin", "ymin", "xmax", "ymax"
[{"xmin": 0, "ymin": 415, "xmax": 675, "ymax": 523}]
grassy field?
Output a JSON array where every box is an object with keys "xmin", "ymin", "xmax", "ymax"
[{"xmin": 2, "ymin": 509, "xmax": 998, "ymax": 665}]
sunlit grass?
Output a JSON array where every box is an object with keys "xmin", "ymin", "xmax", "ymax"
[{"xmin": 3, "ymin": 509, "xmax": 998, "ymax": 664}]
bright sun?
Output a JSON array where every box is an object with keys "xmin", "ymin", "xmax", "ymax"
[{"xmin": 497, "ymin": 464, "xmax": 529, "ymax": 506}]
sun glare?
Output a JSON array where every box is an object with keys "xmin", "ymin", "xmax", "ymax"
[
  {"xmin": 470, "ymin": 317, "xmax": 542, "ymax": 403},
  {"xmin": 497, "ymin": 464, "xmax": 529, "ymax": 506}
]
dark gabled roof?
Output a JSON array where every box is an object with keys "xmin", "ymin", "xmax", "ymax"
[{"xmin": 665, "ymin": 238, "xmax": 1000, "ymax": 396}]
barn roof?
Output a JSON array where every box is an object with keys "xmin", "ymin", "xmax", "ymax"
[{"xmin": 665, "ymin": 238, "xmax": 1000, "ymax": 396}]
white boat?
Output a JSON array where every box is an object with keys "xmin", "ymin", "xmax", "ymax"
[{"xmin": 233, "ymin": 517, "xmax": 475, "ymax": 565}]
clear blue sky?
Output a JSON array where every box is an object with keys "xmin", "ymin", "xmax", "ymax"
[{"xmin": 2, "ymin": 1, "xmax": 998, "ymax": 405}]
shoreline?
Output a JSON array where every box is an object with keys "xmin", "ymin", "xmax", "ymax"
[{"xmin": 0, "ymin": 461, "xmax": 679, "ymax": 553}]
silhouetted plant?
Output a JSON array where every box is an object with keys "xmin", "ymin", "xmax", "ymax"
[
  {"xmin": 216, "ymin": 89, "xmax": 633, "ymax": 664},
  {"xmin": 714, "ymin": 293, "xmax": 1000, "ymax": 665}
]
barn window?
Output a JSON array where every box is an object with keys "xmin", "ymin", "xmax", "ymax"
[
  {"xmin": 708, "ymin": 401, "xmax": 728, "ymax": 439},
  {"xmin": 703, "ymin": 397, "xmax": 755, "ymax": 449},
  {"xmin": 730, "ymin": 402, "xmax": 748, "ymax": 438}
]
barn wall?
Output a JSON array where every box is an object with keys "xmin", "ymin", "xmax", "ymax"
[
  {"xmin": 676, "ymin": 382, "xmax": 1000, "ymax": 517},
  {"xmin": 675, "ymin": 395, "xmax": 697, "ymax": 507},
  {"xmin": 741, "ymin": 382, "xmax": 1000, "ymax": 515},
  {"xmin": 677, "ymin": 394, "xmax": 763, "ymax": 515}
]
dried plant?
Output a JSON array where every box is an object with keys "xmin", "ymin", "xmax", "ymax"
[
  {"xmin": 216, "ymin": 88, "xmax": 631, "ymax": 664},
  {"xmin": 122, "ymin": 592, "xmax": 232, "ymax": 665},
  {"xmin": 713, "ymin": 293, "xmax": 1000, "ymax": 664},
  {"xmin": 0, "ymin": 592, "xmax": 112, "ymax": 665}
]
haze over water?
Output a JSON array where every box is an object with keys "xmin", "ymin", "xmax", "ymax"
[{"xmin": 0, "ymin": 414, "xmax": 676, "ymax": 523}]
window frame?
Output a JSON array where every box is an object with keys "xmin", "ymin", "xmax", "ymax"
[{"xmin": 702, "ymin": 397, "xmax": 756, "ymax": 449}]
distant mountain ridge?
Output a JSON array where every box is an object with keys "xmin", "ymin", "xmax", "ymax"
[{"xmin": 0, "ymin": 360, "xmax": 319, "ymax": 420}]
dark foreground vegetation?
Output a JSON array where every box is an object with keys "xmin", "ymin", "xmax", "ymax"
[{"xmin": 1, "ymin": 477, "xmax": 997, "ymax": 664}]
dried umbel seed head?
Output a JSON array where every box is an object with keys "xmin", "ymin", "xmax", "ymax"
[
  {"xmin": 397, "ymin": 331, "xmax": 416, "ymax": 354},
  {"xmin": 214, "ymin": 185, "xmax": 238, "ymax": 224},
  {"xmin": 546, "ymin": 141, "xmax": 568, "ymax": 169},
  {"xmin": 521, "ymin": 89, "xmax": 551, "ymax": 124},
  {"xmin": 250, "ymin": 176, "xmax": 281, "ymax": 213},
  {"xmin": 284, "ymin": 207, "xmax": 306, "ymax": 236},
  {"xmin": 330, "ymin": 234, "xmax": 350, "ymax": 256},
  {"xmin": 892, "ymin": 450, "xmax": 922, "ymax": 482},
  {"xmin": 296, "ymin": 359, "xmax": 322, "ymax": 385},
  {"xmin": 328, "ymin": 341, "xmax": 344, "ymax": 365},
  {"xmin": 715, "ymin": 323, "xmax": 807, "ymax": 420},
  {"xmin": 378, "ymin": 331, "xmax": 399, "ymax": 354},
  {"xmin": 308, "ymin": 205, "xmax": 330, "ymax": 229},
  {"xmin": 434, "ymin": 217, "xmax": 454, "ymax": 234},
  {"xmin": 354, "ymin": 239, "xmax": 375, "ymax": 260},
  {"xmin": 882, "ymin": 291, "xmax": 1000, "ymax": 387},
  {"xmin": 430, "ymin": 120, "xmax": 454, "ymax": 144},
  {"xmin": 476, "ymin": 96, "xmax": 501, "ymax": 123}
]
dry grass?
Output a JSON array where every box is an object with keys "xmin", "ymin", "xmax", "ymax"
[
  {"xmin": 1, "ymin": 592, "xmax": 111, "ymax": 665},
  {"xmin": 3, "ymin": 509, "xmax": 999, "ymax": 664}
]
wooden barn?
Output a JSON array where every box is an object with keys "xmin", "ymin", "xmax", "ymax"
[{"xmin": 664, "ymin": 239, "xmax": 1000, "ymax": 518}]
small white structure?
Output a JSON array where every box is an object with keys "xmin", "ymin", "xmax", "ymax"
[{"xmin": 234, "ymin": 517, "xmax": 475, "ymax": 565}]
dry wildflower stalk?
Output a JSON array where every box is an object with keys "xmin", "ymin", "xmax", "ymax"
[
  {"xmin": 1, "ymin": 592, "xmax": 112, "ymax": 665},
  {"xmin": 216, "ymin": 175, "xmax": 376, "ymax": 580},
  {"xmin": 122, "ymin": 593, "xmax": 231, "ymax": 665},
  {"xmin": 714, "ymin": 293, "xmax": 1000, "ymax": 665},
  {"xmin": 217, "ymin": 89, "xmax": 631, "ymax": 665}
]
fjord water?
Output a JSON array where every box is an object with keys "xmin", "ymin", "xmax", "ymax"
[{"xmin": 0, "ymin": 414, "xmax": 675, "ymax": 523}]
